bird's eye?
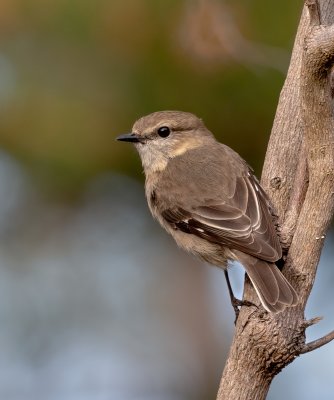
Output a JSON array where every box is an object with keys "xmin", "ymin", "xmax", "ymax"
[{"xmin": 157, "ymin": 126, "xmax": 170, "ymax": 138}]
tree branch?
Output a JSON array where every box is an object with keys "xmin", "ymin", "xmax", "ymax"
[
  {"xmin": 306, "ymin": 0, "xmax": 321, "ymax": 26},
  {"xmin": 300, "ymin": 330, "xmax": 334, "ymax": 354},
  {"xmin": 217, "ymin": 1, "xmax": 334, "ymax": 399},
  {"xmin": 279, "ymin": 140, "xmax": 308, "ymax": 251}
]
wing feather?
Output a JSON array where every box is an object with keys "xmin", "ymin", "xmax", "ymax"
[{"xmin": 161, "ymin": 173, "xmax": 281, "ymax": 262}]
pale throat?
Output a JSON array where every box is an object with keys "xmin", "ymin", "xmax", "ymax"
[
  {"xmin": 138, "ymin": 137, "xmax": 203, "ymax": 173},
  {"xmin": 139, "ymin": 147, "xmax": 168, "ymax": 173}
]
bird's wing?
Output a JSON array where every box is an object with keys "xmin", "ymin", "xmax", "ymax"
[{"xmin": 161, "ymin": 173, "xmax": 281, "ymax": 262}]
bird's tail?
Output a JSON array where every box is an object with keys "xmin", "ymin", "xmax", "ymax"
[{"xmin": 235, "ymin": 251, "xmax": 298, "ymax": 313}]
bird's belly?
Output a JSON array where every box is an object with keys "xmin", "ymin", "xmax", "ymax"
[
  {"xmin": 156, "ymin": 213, "xmax": 233, "ymax": 268},
  {"xmin": 146, "ymin": 187, "xmax": 234, "ymax": 268}
]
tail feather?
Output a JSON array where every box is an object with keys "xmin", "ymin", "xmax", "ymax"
[{"xmin": 235, "ymin": 251, "xmax": 298, "ymax": 313}]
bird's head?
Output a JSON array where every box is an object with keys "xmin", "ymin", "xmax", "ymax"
[{"xmin": 117, "ymin": 111, "xmax": 214, "ymax": 173}]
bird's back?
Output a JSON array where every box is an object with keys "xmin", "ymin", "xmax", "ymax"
[{"xmin": 157, "ymin": 142, "xmax": 247, "ymax": 208}]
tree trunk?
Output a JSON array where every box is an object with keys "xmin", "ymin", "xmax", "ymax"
[{"xmin": 217, "ymin": 1, "xmax": 334, "ymax": 399}]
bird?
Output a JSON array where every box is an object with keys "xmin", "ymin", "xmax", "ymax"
[{"xmin": 117, "ymin": 110, "xmax": 298, "ymax": 314}]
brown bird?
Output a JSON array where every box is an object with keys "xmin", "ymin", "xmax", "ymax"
[{"xmin": 117, "ymin": 111, "xmax": 298, "ymax": 313}]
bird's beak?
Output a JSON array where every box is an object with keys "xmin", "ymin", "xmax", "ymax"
[{"xmin": 116, "ymin": 132, "xmax": 141, "ymax": 143}]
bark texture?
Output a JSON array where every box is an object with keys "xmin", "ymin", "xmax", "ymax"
[{"xmin": 217, "ymin": 1, "xmax": 334, "ymax": 399}]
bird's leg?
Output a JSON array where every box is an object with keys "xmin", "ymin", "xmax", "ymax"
[
  {"xmin": 224, "ymin": 270, "xmax": 257, "ymax": 323},
  {"xmin": 224, "ymin": 269, "xmax": 242, "ymax": 322}
]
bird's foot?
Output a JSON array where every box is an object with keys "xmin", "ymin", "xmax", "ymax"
[{"xmin": 230, "ymin": 297, "xmax": 258, "ymax": 324}]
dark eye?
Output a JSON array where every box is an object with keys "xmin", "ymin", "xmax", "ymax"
[{"xmin": 157, "ymin": 126, "xmax": 170, "ymax": 138}]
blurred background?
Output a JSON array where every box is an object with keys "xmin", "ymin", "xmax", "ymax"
[{"xmin": 0, "ymin": 0, "xmax": 333, "ymax": 399}]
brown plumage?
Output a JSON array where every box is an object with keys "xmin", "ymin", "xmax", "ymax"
[{"xmin": 117, "ymin": 111, "xmax": 298, "ymax": 313}]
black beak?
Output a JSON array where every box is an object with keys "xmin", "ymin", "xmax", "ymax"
[{"xmin": 116, "ymin": 133, "xmax": 141, "ymax": 143}]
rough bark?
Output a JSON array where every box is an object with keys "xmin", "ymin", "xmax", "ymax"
[{"xmin": 217, "ymin": 1, "xmax": 334, "ymax": 399}]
